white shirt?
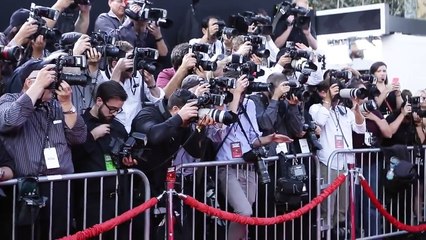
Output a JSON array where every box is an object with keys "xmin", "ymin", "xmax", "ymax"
[
  {"xmin": 100, "ymin": 71, "xmax": 165, "ymax": 133},
  {"xmin": 189, "ymin": 38, "xmax": 225, "ymax": 61},
  {"xmin": 309, "ymin": 104, "xmax": 366, "ymax": 170}
]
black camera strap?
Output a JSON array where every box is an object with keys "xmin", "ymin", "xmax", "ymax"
[
  {"xmin": 333, "ymin": 106, "xmax": 350, "ymax": 149},
  {"xmin": 238, "ymin": 101, "xmax": 263, "ymax": 151}
]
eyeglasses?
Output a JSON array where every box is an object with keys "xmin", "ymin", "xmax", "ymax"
[{"xmin": 103, "ymin": 102, "xmax": 123, "ymax": 114}]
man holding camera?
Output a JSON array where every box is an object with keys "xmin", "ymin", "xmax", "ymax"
[
  {"xmin": 101, "ymin": 41, "xmax": 164, "ymax": 133},
  {"xmin": 95, "ymin": 0, "xmax": 168, "ymax": 57},
  {"xmin": 273, "ymin": 0, "xmax": 318, "ymax": 51},
  {"xmin": 72, "ymin": 80, "xmax": 136, "ymax": 239},
  {"xmin": 189, "ymin": 16, "xmax": 227, "ymax": 60},
  {"xmin": 0, "ymin": 58, "xmax": 87, "ymax": 239},
  {"xmin": 309, "ymin": 79, "xmax": 365, "ymax": 230},
  {"xmin": 207, "ymin": 72, "xmax": 292, "ymax": 240}
]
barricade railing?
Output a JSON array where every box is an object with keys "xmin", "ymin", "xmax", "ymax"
[
  {"xmin": 323, "ymin": 147, "xmax": 426, "ymax": 240},
  {"xmin": 175, "ymin": 153, "xmax": 318, "ymax": 240},
  {"xmin": 0, "ymin": 169, "xmax": 151, "ymax": 240}
]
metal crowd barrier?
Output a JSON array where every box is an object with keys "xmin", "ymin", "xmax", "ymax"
[
  {"xmin": 0, "ymin": 169, "xmax": 151, "ymax": 240},
  {"xmin": 322, "ymin": 147, "xmax": 426, "ymax": 240},
  {"xmin": 175, "ymin": 153, "xmax": 317, "ymax": 240}
]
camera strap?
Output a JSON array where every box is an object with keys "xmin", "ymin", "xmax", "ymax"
[
  {"xmin": 238, "ymin": 101, "xmax": 263, "ymax": 151},
  {"xmin": 333, "ymin": 106, "xmax": 350, "ymax": 149}
]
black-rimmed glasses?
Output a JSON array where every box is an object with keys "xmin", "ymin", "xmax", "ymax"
[{"xmin": 103, "ymin": 102, "xmax": 123, "ymax": 114}]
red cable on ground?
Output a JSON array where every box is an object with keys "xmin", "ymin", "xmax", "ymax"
[
  {"xmin": 181, "ymin": 174, "xmax": 347, "ymax": 225},
  {"xmin": 360, "ymin": 178, "xmax": 426, "ymax": 232},
  {"xmin": 59, "ymin": 197, "xmax": 159, "ymax": 240}
]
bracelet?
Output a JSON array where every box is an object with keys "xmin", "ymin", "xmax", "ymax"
[
  {"xmin": 155, "ymin": 37, "xmax": 163, "ymax": 42},
  {"xmin": 147, "ymin": 84, "xmax": 156, "ymax": 89}
]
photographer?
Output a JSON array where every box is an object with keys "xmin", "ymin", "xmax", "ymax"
[
  {"xmin": 157, "ymin": 43, "xmax": 189, "ymax": 89},
  {"xmin": 273, "ymin": 0, "xmax": 318, "ymax": 51},
  {"xmin": 131, "ymin": 88, "xmax": 213, "ymax": 239},
  {"xmin": 0, "ymin": 58, "xmax": 86, "ymax": 239},
  {"xmin": 55, "ymin": 2, "xmax": 91, "ymax": 34},
  {"xmin": 72, "ymin": 80, "xmax": 135, "ymax": 239},
  {"xmin": 348, "ymin": 79, "xmax": 392, "ymax": 237},
  {"xmin": 95, "ymin": 1, "xmax": 168, "ymax": 57},
  {"xmin": 102, "ymin": 41, "xmax": 164, "ymax": 132},
  {"xmin": 207, "ymin": 73, "xmax": 292, "ymax": 240},
  {"xmin": 309, "ymin": 78, "xmax": 366, "ymax": 230},
  {"xmin": 189, "ymin": 16, "xmax": 227, "ymax": 59}
]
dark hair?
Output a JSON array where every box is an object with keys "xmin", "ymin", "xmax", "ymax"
[
  {"xmin": 171, "ymin": 43, "xmax": 189, "ymax": 70},
  {"xmin": 223, "ymin": 70, "xmax": 240, "ymax": 79},
  {"xmin": 267, "ymin": 72, "xmax": 287, "ymax": 93},
  {"xmin": 95, "ymin": 81, "xmax": 128, "ymax": 103},
  {"xmin": 107, "ymin": 41, "xmax": 134, "ymax": 67},
  {"xmin": 201, "ymin": 16, "xmax": 218, "ymax": 29},
  {"xmin": 369, "ymin": 61, "xmax": 388, "ymax": 84},
  {"xmin": 167, "ymin": 88, "xmax": 195, "ymax": 110}
]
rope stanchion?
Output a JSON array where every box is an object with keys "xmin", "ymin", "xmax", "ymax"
[
  {"xmin": 180, "ymin": 173, "xmax": 347, "ymax": 226},
  {"xmin": 360, "ymin": 178, "xmax": 426, "ymax": 232},
  {"xmin": 59, "ymin": 197, "xmax": 159, "ymax": 240}
]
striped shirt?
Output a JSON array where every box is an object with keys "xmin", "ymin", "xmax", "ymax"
[{"xmin": 0, "ymin": 93, "xmax": 87, "ymax": 177}]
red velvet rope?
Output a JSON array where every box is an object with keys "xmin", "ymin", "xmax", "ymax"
[
  {"xmin": 360, "ymin": 178, "xmax": 426, "ymax": 232},
  {"xmin": 59, "ymin": 197, "xmax": 159, "ymax": 240},
  {"xmin": 181, "ymin": 174, "xmax": 347, "ymax": 225}
]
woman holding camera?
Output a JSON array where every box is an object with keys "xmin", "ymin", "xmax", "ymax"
[{"xmin": 349, "ymin": 79, "xmax": 392, "ymax": 238}]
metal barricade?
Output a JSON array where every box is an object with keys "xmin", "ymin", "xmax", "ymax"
[
  {"xmin": 321, "ymin": 147, "xmax": 426, "ymax": 240},
  {"xmin": 0, "ymin": 169, "xmax": 151, "ymax": 240},
  {"xmin": 175, "ymin": 153, "xmax": 317, "ymax": 240}
]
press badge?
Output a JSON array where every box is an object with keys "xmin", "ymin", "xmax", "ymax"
[
  {"xmin": 275, "ymin": 142, "xmax": 288, "ymax": 154},
  {"xmin": 335, "ymin": 135, "xmax": 344, "ymax": 149},
  {"xmin": 364, "ymin": 132, "xmax": 372, "ymax": 147},
  {"xmin": 299, "ymin": 139, "xmax": 310, "ymax": 153},
  {"xmin": 44, "ymin": 147, "xmax": 60, "ymax": 169},
  {"xmin": 104, "ymin": 154, "xmax": 116, "ymax": 171},
  {"xmin": 231, "ymin": 142, "xmax": 242, "ymax": 158}
]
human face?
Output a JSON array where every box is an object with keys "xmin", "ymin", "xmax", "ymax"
[
  {"xmin": 374, "ymin": 65, "xmax": 387, "ymax": 83},
  {"xmin": 109, "ymin": 0, "xmax": 126, "ymax": 19},
  {"xmin": 98, "ymin": 98, "xmax": 124, "ymax": 123},
  {"xmin": 203, "ymin": 18, "xmax": 219, "ymax": 39}
]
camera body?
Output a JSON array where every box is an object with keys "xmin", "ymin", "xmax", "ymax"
[
  {"xmin": 131, "ymin": 47, "xmax": 158, "ymax": 76},
  {"xmin": 229, "ymin": 11, "xmax": 272, "ymax": 35},
  {"xmin": 283, "ymin": 42, "xmax": 318, "ymax": 75},
  {"xmin": 124, "ymin": 1, "xmax": 172, "ymax": 28},
  {"xmin": 303, "ymin": 121, "xmax": 322, "ymax": 151},
  {"xmin": 29, "ymin": 3, "xmax": 61, "ymax": 42},
  {"xmin": 242, "ymin": 35, "xmax": 270, "ymax": 58},
  {"xmin": 51, "ymin": 55, "xmax": 89, "ymax": 89},
  {"xmin": 189, "ymin": 43, "xmax": 217, "ymax": 71},
  {"xmin": 276, "ymin": 1, "xmax": 311, "ymax": 29},
  {"xmin": 360, "ymin": 99, "xmax": 378, "ymax": 114},
  {"xmin": 110, "ymin": 132, "xmax": 147, "ymax": 169},
  {"xmin": 224, "ymin": 58, "xmax": 270, "ymax": 94},
  {"xmin": 0, "ymin": 45, "xmax": 22, "ymax": 62},
  {"xmin": 90, "ymin": 31, "xmax": 122, "ymax": 58},
  {"xmin": 243, "ymin": 148, "xmax": 270, "ymax": 184}
]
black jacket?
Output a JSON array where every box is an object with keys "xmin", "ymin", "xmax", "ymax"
[{"xmin": 131, "ymin": 99, "xmax": 203, "ymax": 195}]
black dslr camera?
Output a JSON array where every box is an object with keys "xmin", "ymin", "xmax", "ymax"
[
  {"xmin": 283, "ymin": 41, "xmax": 317, "ymax": 75},
  {"xmin": 303, "ymin": 121, "xmax": 322, "ymax": 151},
  {"xmin": 243, "ymin": 148, "xmax": 270, "ymax": 184},
  {"xmin": 124, "ymin": 0, "xmax": 172, "ymax": 28},
  {"xmin": 188, "ymin": 43, "xmax": 217, "ymax": 71},
  {"xmin": 0, "ymin": 45, "xmax": 22, "ymax": 62},
  {"xmin": 215, "ymin": 20, "xmax": 238, "ymax": 39},
  {"xmin": 131, "ymin": 47, "xmax": 158, "ymax": 77},
  {"xmin": 224, "ymin": 55, "xmax": 271, "ymax": 94},
  {"xmin": 274, "ymin": 1, "xmax": 311, "ymax": 30},
  {"xmin": 408, "ymin": 96, "xmax": 426, "ymax": 117},
  {"xmin": 29, "ymin": 3, "xmax": 61, "ymax": 42},
  {"xmin": 110, "ymin": 132, "xmax": 147, "ymax": 169},
  {"xmin": 51, "ymin": 55, "xmax": 90, "ymax": 89},
  {"xmin": 90, "ymin": 31, "xmax": 122, "ymax": 58},
  {"xmin": 242, "ymin": 35, "xmax": 270, "ymax": 58},
  {"xmin": 228, "ymin": 11, "xmax": 273, "ymax": 35}
]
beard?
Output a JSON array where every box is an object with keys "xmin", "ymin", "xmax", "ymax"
[{"xmin": 98, "ymin": 106, "xmax": 114, "ymax": 123}]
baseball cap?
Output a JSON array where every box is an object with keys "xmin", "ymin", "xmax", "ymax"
[{"xmin": 3, "ymin": 8, "xmax": 31, "ymax": 36}]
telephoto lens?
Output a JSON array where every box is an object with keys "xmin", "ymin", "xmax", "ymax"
[
  {"xmin": 360, "ymin": 100, "xmax": 378, "ymax": 114},
  {"xmin": 339, "ymin": 88, "xmax": 368, "ymax": 99}
]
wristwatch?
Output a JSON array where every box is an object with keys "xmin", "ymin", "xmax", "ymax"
[{"xmin": 63, "ymin": 106, "xmax": 76, "ymax": 114}]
